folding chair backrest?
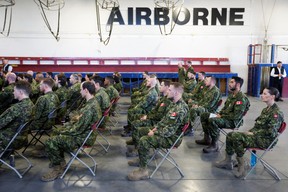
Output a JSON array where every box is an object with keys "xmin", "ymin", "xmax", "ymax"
[
  {"xmin": 48, "ymin": 108, "xmax": 57, "ymax": 119},
  {"xmin": 182, "ymin": 122, "xmax": 190, "ymax": 134},
  {"xmin": 0, "ymin": 121, "xmax": 30, "ymax": 157},
  {"xmin": 278, "ymin": 122, "xmax": 286, "ymax": 134},
  {"xmin": 60, "ymin": 100, "xmax": 67, "ymax": 108}
]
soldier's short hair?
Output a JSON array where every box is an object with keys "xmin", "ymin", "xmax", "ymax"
[
  {"xmin": 171, "ymin": 82, "xmax": 184, "ymax": 94},
  {"xmin": 24, "ymin": 74, "xmax": 33, "ymax": 84},
  {"xmin": 105, "ymin": 76, "xmax": 115, "ymax": 84},
  {"xmin": 71, "ymin": 74, "xmax": 79, "ymax": 81},
  {"xmin": 82, "ymin": 81, "xmax": 96, "ymax": 95},
  {"xmin": 199, "ymin": 71, "xmax": 206, "ymax": 76},
  {"xmin": 232, "ymin": 76, "xmax": 244, "ymax": 88},
  {"xmin": 91, "ymin": 75, "xmax": 104, "ymax": 87},
  {"xmin": 42, "ymin": 78, "xmax": 55, "ymax": 88},
  {"xmin": 15, "ymin": 80, "xmax": 32, "ymax": 95},
  {"xmin": 162, "ymin": 79, "xmax": 171, "ymax": 87},
  {"xmin": 57, "ymin": 74, "xmax": 67, "ymax": 87}
]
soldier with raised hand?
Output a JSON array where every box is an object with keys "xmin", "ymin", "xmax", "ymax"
[
  {"xmin": 126, "ymin": 79, "xmax": 172, "ymax": 157},
  {"xmin": 215, "ymin": 87, "xmax": 284, "ymax": 178},
  {"xmin": 122, "ymin": 75, "xmax": 158, "ymax": 137},
  {"xmin": 196, "ymin": 76, "xmax": 250, "ymax": 153},
  {"xmin": 0, "ymin": 81, "xmax": 34, "ymax": 151},
  {"xmin": 29, "ymin": 78, "xmax": 59, "ymax": 131},
  {"xmin": 189, "ymin": 76, "xmax": 221, "ymax": 128},
  {"xmin": 41, "ymin": 81, "xmax": 102, "ymax": 182},
  {"xmin": 127, "ymin": 82, "xmax": 189, "ymax": 181}
]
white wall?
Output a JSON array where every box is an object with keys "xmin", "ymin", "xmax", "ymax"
[{"xmin": 1, "ymin": 0, "xmax": 288, "ymax": 91}]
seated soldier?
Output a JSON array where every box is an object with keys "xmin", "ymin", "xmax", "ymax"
[
  {"xmin": 113, "ymin": 72, "xmax": 123, "ymax": 93},
  {"xmin": 0, "ymin": 72, "xmax": 17, "ymax": 114},
  {"xmin": 41, "ymin": 81, "xmax": 102, "ymax": 182},
  {"xmin": 215, "ymin": 87, "xmax": 284, "ymax": 178},
  {"xmin": 54, "ymin": 74, "xmax": 68, "ymax": 122},
  {"xmin": 29, "ymin": 78, "xmax": 60, "ymax": 131},
  {"xmin": 66, "ymin": 74, "xmax": 81, "ymax": 111},
  {"xmin": 104, "ymin": 76, "xmax": 119, "ymax": 114},
  {"xmin": 122, "ymin": 75, "xmax": 158, "ymax": 137},
  {"xmin": 196, "ymin": 76, "xmax": 250, "ymax": 153},
  {"xmin": 189, "ymin": 76, "xmax": 221, "ymax": 128},
  {"xmin": 127, "ymin": 82, "xmax": 189, "ymax": 181},
  {"xmin": 132, "ymin": 71, "xmax": 149, "ymax": 94},
  {"xmin": 0, "ymin": 81, "xmax": 34, "ymax": 151},
  {"xmin": 126, "ymin": 79, "xmax": 172, "ymax": 157},
  {"xmin": 91, "ymin": 76, "xmax": 110, "ymax": 113},
  {"xmin": 185, "ymin": 71, "xmax": 206, "ymax": 102}
]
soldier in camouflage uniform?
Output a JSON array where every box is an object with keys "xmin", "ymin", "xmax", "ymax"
[
  {"xmin": 196, "ymin": 76, "xmax": 250, "ymax": 153},
  {"xmin": 121, "ymin": 76, "xmax": 158, "ymax": 137},
  {"xmin": 54, "ymin": 74, "xmax": 68, "ymax": 122},
  {"xmin": 0, "ymin": 81, "xmax": 34, "ymax": 151},
  {"xmin": 126, "ymin": 80, "xmax": 172, "ymax": 156},
  {"xmin": 189, "ymin": 76, "xmax": 221, "ymax": 127},
  {"xmin": 132, "ymin": 71, "xmax": 149, "ymax": 94},
  {"xmin": 41, "ymin": 81, "xmax": 102, "ymax": 182},
  {"xmin": 186, "ymin": 71, "xmax": 207, "ymax": 103},
  {"xmin": 215, "ymin": 87, "xmax": 284, "ymax": 178},
  {"xmin": 0, "ymin": 72, "xmax": 17, "ymax": 114},
  {"xmin": 127, "ymin": 82, "xmax": 189, "ymax": 181},
  {"xmin": 178, "ymin": 62, "xmax": 197, "ymax": 102},
  {"xmin": 91, "ymin": 76, "xmax": 110, "ymax": 112},
  {"xmin": 104, "ymin": 76, "xmax": 119, "ymax": 114},
  {"xmin": 29, "ymin": 78, "xmax": 60, "ymax": 131},
  {"xmin": 113, "ymin": 72, "xmax": 123, "ymax": 93},
  {"xmin": 30, "ymin": 72, "xmax": 44, "ymax": 104},
  {"xmin": 66, "ymin": 74, "xmax": 82, "ymax": 112}
]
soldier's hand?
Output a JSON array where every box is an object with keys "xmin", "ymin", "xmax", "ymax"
[
  {"xmin": 148, "ymin": 130, "xmax": 154, "ymax": 136},
  {"xmin": 152, "ymin": 127, "xmax": 157, "ymax": 132},
  {"xmin": 244, "ymin": 131, "xmax": 254, "ymax": 135},
  {"xmin": 140, "ymin": 115, "xmax": 147, "ymax": 121}
]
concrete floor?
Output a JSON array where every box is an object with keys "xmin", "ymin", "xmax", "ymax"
[{"xmin": 0, "ymin": 96, "xmax": 287, "ymax": 192}]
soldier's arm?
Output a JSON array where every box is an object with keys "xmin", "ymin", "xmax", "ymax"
[
  {"xmin": 136, "ymin": 92, "xmax": 156, "ymax": 110},
  {"xmin": 33, "ymin": 97, "xmax": 46, "ymax": 120},
  {"xmin": 0, "ymin": 105, "xmax": 18, "ymax": 129}
]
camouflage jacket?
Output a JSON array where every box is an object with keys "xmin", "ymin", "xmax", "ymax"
[
  {"xmin": 178, "ymin": 66, "xmax": 194, "ymax": 84},
  {"xmin": 190, "ymin": 80, "xmax": 207, "ymax": 101},
  {"xmin": 0, "ymin": 98, "xmax": 34, "ymax": 143},
  {"xmin": 31, "ymin": 91, "xmax": 60, "ymax": 129},
  {"xmin": 105, "ymin": 85, "xmax": 119, "ymax": 101},
  {"xmin": 60, "ymin": 97, "xmax": 102, "ymax": 146},
  {"xmin": 183, "ymin": 78, "xmax": 197, "ymax": 93},
  {"xmin": 147, "ymin": 96, "xmax": 172, "ymax": 122},
  {"xmin": 114, "ymin": 81, "xmax": 123, "ymax": 93},
  {"xmin": 154, "ymin": 98, "xmax": 189, "ymax": 145},
  {"xmin": 135, "ymin": 87, "xmax": 158, "ymax": 112},
  {"xmin": 67, "ymin": 82, "xmax": 81, "ymax": 110},
  {"xmin": 198, "ymin": 86, "xmax": 221, "ymax": 113},
  {"xmin": 55, "ymin": 86, "xmax": 68, "ymax": 103},
  {"xmin": 250, "ymin": 103, "xmax": 284, "ymax": 145},
  {"xmin": 95, "ymin": 87, "xmax": 110, "ymax": 112},
  {"xmin": 0, "ymin": 83, "xmax": 15, "ymax": 113},
  {"xmin": 219, "ymin": 91, "xmax": 250, "ymax": 126}
]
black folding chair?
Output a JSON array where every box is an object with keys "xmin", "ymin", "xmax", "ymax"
[
  {"xmin": 147, "ymin": 122, "xmax": 190, "ymax": 178},
  {"xmin": 22, "ymin": 108, "xmax": 57, "ymax": 153},
  {"xmin": 0, "ymin": 122, "xmax": 32, "ymax": 178}
]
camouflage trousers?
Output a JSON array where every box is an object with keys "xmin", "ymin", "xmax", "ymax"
[
  {"xmin": 127, "ymin": 108, "xmax": 146, "ymax": 126},
  {"xmin": 0, "ymin": 133, "xmax": 28, "ymax": 151},
  {"xmin": 200, "ymin": 112, "xmax": 234, "ymax": 141},
  {"xmin": 226, "ymin": 132, "xmax": 274, "ymax": 157},
  {"xmin": 138, "ymin": 135, "xmax": 174, "ymax": 168},
  {"xmin": 45, "ymin": 135, "xmax": 83, "ymax": 166},
  {"xmin": 189, "ymin": 106, "xmax": 207, "ymax": 125}
]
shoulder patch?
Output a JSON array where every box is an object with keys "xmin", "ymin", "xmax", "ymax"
[{"xmin": 236, "ymin": 101, "xmax": 243, "ymax": 105}]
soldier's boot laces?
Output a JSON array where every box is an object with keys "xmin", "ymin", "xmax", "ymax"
[
  {"xmin": 203, "ymin": 140, "xmax": 218, "ymax": 153},
  {"xmin": 215, "ymin": 153, "xmax": 234, "ymax": 170},
  {"xmin": 233, "ymin": 156, "xmax": 246, "ymax": 178},
  {"xmin": 127, "ymin": 168, "xmax": 149, "ymax": 181},
  {"xmin": 195, "ymin": 133, "xmax": 211, "ymax": 145},
  {"xmin": 41, "ymin": 165, "xmax": 64, "ymax": 182},
  {"xmin": 128, "ymin": 158, "xmax": 140, "ymax": 167}
]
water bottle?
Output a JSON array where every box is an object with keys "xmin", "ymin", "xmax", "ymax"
[
  {"xmin": 9, "ymin": 154, "xmax": 15, "ymax": 167},
  {"xmin": 250, "ymin": 150, "xmax": 257, "ymax": 167}
]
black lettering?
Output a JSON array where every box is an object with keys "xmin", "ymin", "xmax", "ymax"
[
  {"xmin": 128, "ymin": 7, "xmax": 133, "ymax": 25},
  {"xmin": 229, "ymin": 8, "xmax": 244, "ymax": 25},
  {"xmin": 211, "ymin": 8, "xmax": 227, "ymax": 25},
  {"xmin": 173, "ymin": 7, "xmax": 190, "ymax": 25},
  {"xmin": 107, "ymin": 7, "xmax": 125, "ymax": 25},
  {"xmin": 154, "ymin": 8, "xmax": 170, "ymax": 25},
  {"xmin": 193, "ymin": 8, "xmax": 209, "ymax": 25},
  {"xmin": 136, "ymin": 8, "xmax": 151, "ymax": 25}
]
